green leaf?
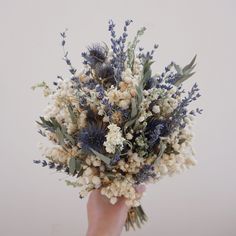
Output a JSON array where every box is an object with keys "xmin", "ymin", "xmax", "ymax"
[
  {"xmin": 154, "ymin": 143, "xmax": 167, "ymax": 164},
  {"xmin": 36, "ymin": 117, "xmax": 55, "ymax": 131},
  {"xmin": 31, "ymin": 81, "xmax": 49, "ymax": 90},
  {"xmin": 136, "ymin": 85, "xmax": 143, "ymax": 105},
  {"xmin": 67, "ymin": 104, "xmax": 77, "ymax": 123},
  {"xmin": 50, "ymin": 117, "xmax": 61, "ymax": 129},
  {"xmin": 183, "ymin": 54, "xmax": 197, "ymax": 73},
  {"xmin": 173, "ymin": 63, "xmax": 183, "ymax": 75},
  {"xmin": 64, "ymin": 133, "xmax": 75, "ymax": 145},
  {"xmin": 141, "ymin": 60, "xmax": 154, "ymax": 87},
  {"xmin": 174, "ymin": 72, "xmax": 196, "ymax": 87},
  {"xmin": 127, "ymin": 27, "xmax": 146, "ymax": 70},
  {"xmin": 131, "ymin": 98, "xmax": 138, "ymax": 119},
  {"xmin": 68, "ymin": 157, "xmax": 81, "ymax": 175},
  {"xmin": 173, "ymin": 55, "xmax": 197, "ymax": 87},
  {"xmin": 55, "ymin": 127, "xmax": 65, "ymax": 146},
  {"xmin": 104, "ymin": 172, "xmax": 116, "ymax": 180},
  {"xmin": 90, "ymin": 148, "xmax": 111, "ymax": 165},
  {"xmin": 123, "ymin": 115, "xmax": 138, "ymax": 134}
]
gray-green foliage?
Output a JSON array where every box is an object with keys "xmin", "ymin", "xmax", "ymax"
[
  {"xmin": 90, "ymin": 148, "xmax": 111, "ymax": 165},
  {"xmin": 127, "ymin": 27, "xmax": 146, "ymax": 70},
  {"xmin": 68, "ymin": 157, "xmax": 82, "ymax": 175},
  {"xmin": 123, "ymin": 58, "xmax": 153, "ymax": 134},
  {"xmin": 65, "ymin": 179, "xmax": 81, "ymax": 188},
  {"xmin": 154, "ymin": 142, "xmax": 167, "ymax": 164},
  {"xmin": 140, "ymin": 59, "xmax": 154, "ymax": 90},
  {"xmin": 67, "ymin": 104, "xmax": 77, "ymax": 124},
  {"xmin": 173, "ymin": 55, "xmax": 197, "ymax": 87},
  {"xmin": 31, "ymin": 81, "xmax": 49, "ymax": 90},
  {"xmin": 36, "ymin": 117, "xmax": 75, "ymax": 146}
]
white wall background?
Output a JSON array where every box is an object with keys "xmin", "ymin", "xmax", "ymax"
[{"xmin": 0, "ymin": 0, "xmax": 235, "ymax": 235}]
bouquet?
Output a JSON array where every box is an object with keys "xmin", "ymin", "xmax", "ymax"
[{"xmin": 33, "ymin": 20, "xmax": 202, "ymax": 230}]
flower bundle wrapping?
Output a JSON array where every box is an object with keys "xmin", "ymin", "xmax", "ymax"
[{"xmin": 33, "ymin": 20, "xmax": 202, "ymax": 230}]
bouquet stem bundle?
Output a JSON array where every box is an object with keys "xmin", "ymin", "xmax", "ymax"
[{"xmin": 125, "ymin": 205, "xmax": 147, "ymax": 230}]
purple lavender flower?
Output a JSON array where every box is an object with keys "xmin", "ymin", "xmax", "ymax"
[
  {"xmin": 134, "ymin": 164, "xmax": 156, "ymax": 184},
  {"xmin": 108, "ymin": 19, "xmax": 133, "ymax": 84},
  {"xmin": 169, "ymin": 83, "xmax": 201, "ymax": 130},
  {"xmin": 110, "ymin": 152, "xmax": 121, "ymax": 166}
]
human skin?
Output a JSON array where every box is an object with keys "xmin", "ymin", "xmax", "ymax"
[{"xmin": 86, "ymin": 185, "xmax": 146, "ymax": 236}]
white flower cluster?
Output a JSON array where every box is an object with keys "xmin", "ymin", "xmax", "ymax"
[
  {"xmin": 155, "ymin": 120, "xmax": 197, "ymax": 177},
  {"xmin": 104, "ymin": 123, "xmax": 125, "ymax": 154},
  {"xmin": 101, "ymin": 178, "xmax": 140, "ymax": 206}
]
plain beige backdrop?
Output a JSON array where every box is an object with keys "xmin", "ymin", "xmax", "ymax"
[{"xmin": 0, "ymin": 0, "xmax": 236, "ymax": 235}]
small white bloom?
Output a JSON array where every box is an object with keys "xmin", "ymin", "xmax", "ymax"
[
  {"xmin": 92, "ymin": 176, "xmax": 101, "ymax": 188},
  {"xmin": 84, "ymin": 167, "xmax": 93, "ymax": 176},
  {"xmin": 152, "ymin": 105, "xmax": 160, "ymax": 114},
  {"xmin": 126, "ymin": 133, "xmax": 133, "ymax": 140},
  {"xmin": 159, "ymin": 164, "xmax": 168, "ymax": 175},
  {"xmin": 110, "ymin": 197, "xmax": 118, "ymax": 205}
]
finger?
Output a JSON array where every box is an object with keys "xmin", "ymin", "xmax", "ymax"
[{"xmin": 135, "ymin": 184, "xmax": 146, "ymax": 194}]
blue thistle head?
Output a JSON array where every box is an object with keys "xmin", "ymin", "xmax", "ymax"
[
  {"xmin": 145, "ymin": 118, "xmax": 169, "ymax": 150},
  {"xmin": 76, "ymin": 122, "xmax": 107, "ymax": 154},
  {"xmin": 82, "ymin": 44, "xmax": 108, "ymax": 68},
  {"xmin": 95, "ymin": 63, "xmax": 116, "ymax": 87},
  {"xmin": 96, "ymin": 63, "xmax": 114, "ymax": 80},
  {"xmin": 144, "ymin": 77, "xmax": 157, "ymax": 90}
]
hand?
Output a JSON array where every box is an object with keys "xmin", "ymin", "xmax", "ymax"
[{"xmin": 86, "ymin": 185, "xmax": 146, "ymax": 236}]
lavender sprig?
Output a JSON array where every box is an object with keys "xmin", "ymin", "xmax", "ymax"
[
  {"xmin": 108, "ymin": 20, "xmax": 133, "ymax": 84},
  {"xmin": 134, "ymin": 164, "xmax": 156, "ymax": 184},
  {"xmin": 170, "ymin": 83, "xmax": 201, "ymax": 130},
  {"xmin": 60, "ymin": 29, "xmax": 77, "ymax": 75},
  {"xmin": 33, "ymin": 160, "xmax": 70, "ymax": 175}
]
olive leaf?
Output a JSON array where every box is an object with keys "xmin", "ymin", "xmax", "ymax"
[
  {"xmin": 173, "ymin": 55, "xmax": 197, "ymax": 87},
  {"xmin": 68, "ymin": 157, "xmax": 82, "ymax": 175},
  {"xmin": 90, "ymin": 148, "xmax": 111, "ymax": 165},
  {"xmin": 31, "ymin": 81, "xmax": 49, "ymax": 91},
  {"xmin": 141, "ymin": 60, "xmax": 154, "ymax": 87},
  {"xmin": 131, "ymin": 98, "xmax": 138, "ymax": 119},
  {"xmin": 127, "ymin": 27, "xmax": 146, "ymax": 70},
  {"xmin": 55, "ymin": 127, "xmax": 65, "ymax": 146},
  {"xmin": 36, "ymin": 116, "xmax": 76, "ymax": 146},
  {"xmin": 123, "ymin": 113, "xmax": 139, "ymax": 134},
  {"xmin": 67, "ymin": 104, "xmax": 77, "ymax": 124},
  {"xmin": 154, "ymin": 142, "xmax": 167, "ymax": 165}
]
